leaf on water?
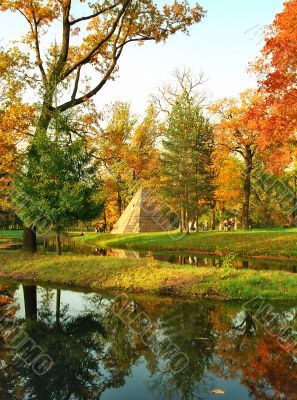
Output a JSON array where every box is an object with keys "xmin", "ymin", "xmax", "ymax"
[{"xmin": 212, "ymin": 389, "xmax": 225, "ymax": 395}]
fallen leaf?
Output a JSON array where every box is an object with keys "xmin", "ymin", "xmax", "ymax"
[{"xmin": 212, "ymin": 389, "xmax": 224, "ymax": 395}]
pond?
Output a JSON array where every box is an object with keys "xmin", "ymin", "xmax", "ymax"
[{"xmin": 0, "ymin": 281, "xmax": 296, "ymax": 399}]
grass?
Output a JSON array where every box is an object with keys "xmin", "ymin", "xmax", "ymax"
[
  {"xmin": 0, "ymin": 230, "xmax": 23, "ymax": 244},
  {"xmin": 0, "ymin": 251, "xmax": 296, "ymax": 300},
  {"xmin": 75, "ymin": 228, "xmax": 297, "ymax": 258}
]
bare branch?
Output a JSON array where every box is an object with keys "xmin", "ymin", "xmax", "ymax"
[{"xmin": 153, "ymin": 67, "xmax": 208, "ymax": 115}]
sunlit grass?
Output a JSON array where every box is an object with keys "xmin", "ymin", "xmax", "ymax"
[
  {"xmin": 0, "ymin": 251, "xmax": 296, "ymax": 300},
  {"xmin": 76, "ymin": 228, "xmax": 297, "ymax": 257}
]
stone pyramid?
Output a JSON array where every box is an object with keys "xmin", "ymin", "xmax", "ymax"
[{"xmin": 111, "ymin": 187, "xmax": 172, "ymax": 234}]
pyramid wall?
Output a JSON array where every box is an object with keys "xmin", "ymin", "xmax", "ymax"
[{"xmin": 111, "ymin": 187, "xmax": 172, "ymax": 234}]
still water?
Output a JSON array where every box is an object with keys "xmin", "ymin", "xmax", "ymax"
[
  {"xmin": 44, "ymin": 236, "xmax": 297, "ymax": 273},
  {"xmin": 0, "ymin": 282, "xmax": 296, "ymax": 399}
]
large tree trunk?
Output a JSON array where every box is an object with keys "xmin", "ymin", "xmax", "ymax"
[
  {"xmin": 23, "ymin": 285, "xmax": 37, "ymax": 320},
  {"xmin": 179, "ymin": 205, "xmax": 183, "ymax": 232},
  {"xmin": 56, "ymin": 233, "xmax": 62, "ymax": 255},
  {"xmin": 242, "ymin": 146, "xmax": 253, "ymax": 229},
  {"xmin": 195, "ymin": 210, "xmax": 199, "ymax": 232},
  {"xmin": 185, "ymin": 207, "xmax": 190, "ymax": 235},
  {"xmin": 22, "ymin": 227, "xmax": 37, "ymax": 253},
  {"xmin": 210, "ymin": 203, "xmax": 216, "ymax": 230},
  {"xmin": 290, "ymin": 173, "xmax": 297, "ymax": 227},
  {"xmin": 56, "ymin": 289, "xmax": 61, "ymax": 328},
  {"xmin": 103, "ymin": 206, "xmax": 107, "ymax": 232},
  {"xmin": 117, "ymin": 190, "xmax": 122, "ymax": 217}
]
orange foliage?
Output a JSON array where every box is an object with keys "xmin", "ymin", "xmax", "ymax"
[
  {"xmin": 252, "ymin": 0, "xmax": 297, "ymax": 166},
  {"xmin": 214, "ymin": 156, "xmax": 242, "ymax": 210},
  {"xmin": 210, "ymin": 305, "xmax": 297, "ymax": 400}
]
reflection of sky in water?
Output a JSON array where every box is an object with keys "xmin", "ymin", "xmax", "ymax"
[
  {"xmin": 102, "ymin": 361, "xmax": 252, "ymax": 400},
  {"xmin": 14, "ymin": 285, "xmax": 96, "ymax": 318}
]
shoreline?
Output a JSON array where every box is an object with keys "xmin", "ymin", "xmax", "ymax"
[
  {"xmin": 0, "ymin": 252, "xmax": 296, "ymax": 301},
  {"xmin": 75, "ymin": 230, "xmax": 297, "ymax": 259},
  {"xmin": 81, "ymin": 242, "xmax": 297, "ymax": 262}
]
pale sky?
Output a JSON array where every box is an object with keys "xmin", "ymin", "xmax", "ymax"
[{"xmin": 0, "ymin": 0, "xmax": 285, "ymax": 115}]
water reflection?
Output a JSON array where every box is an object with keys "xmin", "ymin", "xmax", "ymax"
[
  {"xmin": 95, "ymin": 247, "xmax": 297, "ymax": 273},
  {"xmin": 0, "ymin": 282, "xmax": 296, "ymax": 399},
  {"xmin": 42, "ymin": 236, "xmax": 297, "ymax": 272}
]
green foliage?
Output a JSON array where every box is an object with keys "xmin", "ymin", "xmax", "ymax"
[
  {"xmin": 12, "ymin": 114, "xmax": 103, "ymax": 236},
  {"xmin": 160, "ymin": 92, "xmax": 215, "ymax": 230},
  {"xmin": 249, "ymin": 162, "xmax": 297, "ymax": 228},
  {"xmin": 215, "ymin": 253, "xmax": 236, "ymax": 279}
]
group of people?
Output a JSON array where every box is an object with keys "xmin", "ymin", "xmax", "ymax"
[
  {"xmin": 222, "ymin": 218, "xmax": 236, "ymax": 231},
  {"xmin": 95, "ymin": 224, "xmax": 109, "ymax": 233}
]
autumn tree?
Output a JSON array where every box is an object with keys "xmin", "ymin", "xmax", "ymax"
[
  {"xmin": 213, "ymin": 155, "xmax": 242, "ymax": 228},
  {"xmin": 252, "ymin": 0, "xmax": 297, "ymax": 157},
  {"xmin": 0, "ymin": 47, "xmax": 35, "ymax": 219},
  {"xmin": 98, "ymin": 101, "xmax": 135, "ymax": 221},
  {"xmin": 95, "ymin": 102, "xmax": 161, "ymax": 229},
  {"xmin": 129, "ymin": 104, "xmax": 162, "ymax": 182},
  {"xmin": 211, "ymin": 90, "xmax": 264, "ymax": 229},
  {"xmin": 1, "ymin": 0, "xmax": 205, "ymax": 249}
]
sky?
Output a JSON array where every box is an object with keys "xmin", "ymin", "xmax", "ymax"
[{"xmin": 0, "ymin": 0, "xmax": 285, "ymax": 116}]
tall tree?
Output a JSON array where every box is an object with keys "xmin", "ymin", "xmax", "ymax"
[
  {"xmin": 99, "ymin": 101, "xmax": 135, "ymax": 219},
  {"xmin": 252, "ymin": 0, "xmax": 297, "ymax": 159},
  {"xmin": 95, "ymin": 103, "xmax": 161, "ymax": 229},
  {"xmin": 161, "ymin": 93, "xmax": 215, "ymax": 233},
  {"xmin": 129, "ymin": 104, "xmax": 161, "ymax": 182},
  {"xmin": 213, "ymin": 155, "xmax": 242, "ymax": 227},
  {"xmin": 0, "ymin": 48, "xmax": 35, "ymax": 217},
  {"xmin": 211, "ymin": 89, "xmax": 263, "ymax": 229},
  {"xmin": 152, "ymin": 67, "xmax": 207, "ymax": 115},
  {"xmin": 1, "ymin": 0, "xmax": 205, "ymax": 249}
]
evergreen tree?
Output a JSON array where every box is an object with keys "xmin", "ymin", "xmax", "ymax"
[{"xmin": 161, "ymin": 93, "xmax": 215, "ymax": 233}]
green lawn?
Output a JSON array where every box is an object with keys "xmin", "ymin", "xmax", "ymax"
[
  {"xmin": 0, "ymin": 230, "xmax": 23, "ymax": 244},
  {"xmin": 75, "ymin": 228, "xmax": 297, "ymax": 258},
  {"xmin": 0, "ymin": 251, "xmax": 296, "ymax": 300}
]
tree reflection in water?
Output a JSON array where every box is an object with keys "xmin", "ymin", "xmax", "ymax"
[{"xmin": 0, "ymin": 284, "xmax": 296, "ymax": 400}]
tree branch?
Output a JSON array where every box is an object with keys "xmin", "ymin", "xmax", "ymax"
[
  {"xmin": 31, "ymin": 10, "xmax": 47, "ymax": 83},
  {"xmin": 70, "ymin": 1, "xmax": 121, "ymax": 25},
  {"xmin": 71, "ymin": 65, "xmax": 81, "ymax": 102},
  {"xmin": 58, "ymin": 0, "xmax": 72, "ymax": 65},
  {"xmin": 57, "ymin": 13, "xmax": 129, "ymax": 112},
  {"xmin": 62, "ymin": 0, "xmax": 131, "ymax": 80}
]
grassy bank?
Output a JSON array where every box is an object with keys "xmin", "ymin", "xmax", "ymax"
[
  {"xmin": 0, "ymin": 251, "xmax": 296, "ymax": 300},
  {"xmin": 76, "ymin": 229, "xmax": 297, "ymax": 258}
]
